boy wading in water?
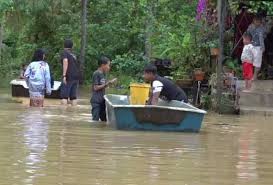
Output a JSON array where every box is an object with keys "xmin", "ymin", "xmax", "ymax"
[
  {"xmin": 60, "ymin": 39, "xmax": 80, "ymax": 106},
  {"xmin": 241, "ymin": 33, "xmax": 255, "ymax": 91},
  {"xmin": 24, "ymin": 49, "xmax": 51, "ymax": 107},
  {"xmin": 91, "ymin": 56, "xmax": 116, "ymax": 121}
]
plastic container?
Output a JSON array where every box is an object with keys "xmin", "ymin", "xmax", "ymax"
[{"xmin": 130, "ymin": 83, "xmax": 151, "ymax": 105}]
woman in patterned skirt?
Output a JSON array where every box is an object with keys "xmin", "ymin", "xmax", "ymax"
[{"xmin": 24, "ymin": 49, "xmax": 52, "ymax": 107}]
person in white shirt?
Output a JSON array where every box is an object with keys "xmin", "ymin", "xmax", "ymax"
[
  {"xmin": 143, "ymin": 65, "xmax": 188, "ymax": 105},
  {"xmin": 241, "ymin": 33, "xmax": 255, "ymax": 91}
]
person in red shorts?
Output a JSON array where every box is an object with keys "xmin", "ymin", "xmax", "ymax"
[{"xmin": 241, "ymin": 33, "xmax": 255, "ymax": 91}]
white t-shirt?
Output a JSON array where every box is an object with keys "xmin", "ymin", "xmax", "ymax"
[
  {"xmin": 152, "ymin": 80, "xmax": 163, "ymax": 93},
  {"xmin": 241, "ymin": 44, "xmax": 254, "ymax": 63}
]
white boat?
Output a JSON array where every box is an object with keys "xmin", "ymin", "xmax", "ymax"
[{"xmin": 10, "ymin": 79, "xmax": 62, "ymax": 99}]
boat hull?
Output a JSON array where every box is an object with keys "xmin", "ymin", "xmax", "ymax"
[
  {"xmin": 105, "ymin": 95, "xmax": 206, "ymax": 132},
  {"xmin": 10, "ymin": 79, "xmax": 61, "ymax": 99},
  {"xmin": 11, "ymin": 85, "xmax": 60, "ymax": 99}
]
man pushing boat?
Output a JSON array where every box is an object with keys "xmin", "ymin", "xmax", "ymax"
[{"xmin": 143, "ymin": 64, "xmax": 188, "ymax": 105}]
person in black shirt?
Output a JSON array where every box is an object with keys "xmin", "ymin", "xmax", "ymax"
[
  {"xmin": 91, "ymin": 56, "xmax": 116, "ymax": 121},
  {"xmin": 60, "ymin": 39, "xmax": 80, "ymax": 106},
  {"xmin": 143, "ymin": 64, "xmax": 188, "ymax": 105}
]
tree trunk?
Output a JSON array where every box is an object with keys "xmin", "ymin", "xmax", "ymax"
[
  {"xmin": 0, "ymin": 19, "xmax": 4, "ymax": 61},
  {"xmin": 144, "ymin": 20, "xmax": 152, "ymax": 61},
  {"xmin": 144, "ymin": 1, "xmax": 153, "ymax": 62},
  {"xmin": 79, "ymin": 0, "xmax": 88, "ymax": 84},
  {"xmin": 216, "ymin": 0, "xmax": 226, "ymax": 110}
]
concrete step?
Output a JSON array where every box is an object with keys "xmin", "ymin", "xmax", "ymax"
[
  {"xmin": 240, "ymin": 106, "xmax": 273, "ymax": 116},
  {"xmin": 238, "ymin": 80, "xmax": 273, "ymax": 92},
  {"xmin": 252, "ymin": 81, "xmax": 273, "ymax": 91},
  {"xmin": 239, "ymin": 91, "xmax": 273, "ymax": 108}
]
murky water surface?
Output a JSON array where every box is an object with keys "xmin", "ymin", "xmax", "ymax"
[{"xmin": 0, "ymin": 88, "xmax": 273, "ymax": 185}]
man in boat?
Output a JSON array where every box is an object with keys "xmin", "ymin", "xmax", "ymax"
[{"xmin": 144, "ymin": 64, "xmax": 188, "ymax": 105}]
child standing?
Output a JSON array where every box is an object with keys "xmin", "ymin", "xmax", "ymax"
[
  {"xmin": 91, "ymin": 56, "xmax": 116, "ymax": 121},
  {"xmin": 241, "ymin": 33, "xmax": 254, "ymax": 91},
  {"xmin": 24, "ymin": 49, "xmax": 52, "ymax": 107}
]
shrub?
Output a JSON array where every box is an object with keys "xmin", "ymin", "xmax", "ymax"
[{"xmin": 111, "ymin": 53, "xmax": 148, "ymax": 76}]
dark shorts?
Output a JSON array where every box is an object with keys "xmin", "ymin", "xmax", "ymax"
[
  {"xmin": 243, "ymin": 62, "xmax": 253, "ymax": 80},
  {"xmin": 60, "ymin": 80, "xmax": 79, "ymax": 100},
  {"xmin": 91, "ymin": 101, "xmax": 106, "ymax": 121}
]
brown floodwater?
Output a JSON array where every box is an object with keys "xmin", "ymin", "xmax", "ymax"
[{"xmin": 0, "ymin": 88, "xmax": 273, "ymax": 185}]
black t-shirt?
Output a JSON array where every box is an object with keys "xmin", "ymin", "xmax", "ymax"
[
  {"xmin": 91, "ymin": 70, "xmax": 106, "ymax": 104},
  {"xmin": 61, "ymin": 50, "xmax": 79, "ymax": 81},
  {"xmin": 154, "ymin": 75, "xmax": 188, "ymax": 103}
]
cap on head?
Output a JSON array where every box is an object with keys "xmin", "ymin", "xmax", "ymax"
[{"xmin": 64, "ymin": 39, "xmax": 73, "ymax": 49}]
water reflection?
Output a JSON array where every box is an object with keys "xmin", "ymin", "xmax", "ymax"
[
  {"xmin": 237, "ymin": 126, "xmax": 258, "ymax": 182},
  {"xmin": 20, "ymin": 108, "xmax": 49, "ymax": 184}
]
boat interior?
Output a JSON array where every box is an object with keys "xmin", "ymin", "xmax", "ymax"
[{"xmin": 105, "ymin": 94, "xmax": 203, "ymax": 111}]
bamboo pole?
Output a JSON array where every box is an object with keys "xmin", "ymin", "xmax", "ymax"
[{"xmin": 216, "ymin": 0, "xmax": 226, "ymax": 110}]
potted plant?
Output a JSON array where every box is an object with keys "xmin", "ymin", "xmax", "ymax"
[
  {"xmin": 193, "ymin": 68, "xmax": 205, "ymax": 81},
  {"xmin": 172, "ymin": 70, "xmax": 193, "ymax": 87},
  {"xmin": 208, "ymin": 39, "xmax": 220, "ymax": 56},
  {"xmin": 187, "ymin": 47, "xmax": 207, "ymax": 81},
  {"xmin": 198, "ymin": 22, "xmax": 220, "ymax": 57},
  {"xmin": 176, "ymin": 78, "xmax": 193, "ymax": 87}
]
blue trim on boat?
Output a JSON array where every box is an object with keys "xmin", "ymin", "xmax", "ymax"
[
  {"xmin": 105, "ymin": 94, "xmax": 206, "ymax": 132},
  {"xmin": 113, "ymin": 108, "xmax": 204, "ymax": 132}
]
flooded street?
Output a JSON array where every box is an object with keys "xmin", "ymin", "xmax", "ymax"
[{"xmin": 0, "ymin": 89, "xmax": 273, "ymax": 185}]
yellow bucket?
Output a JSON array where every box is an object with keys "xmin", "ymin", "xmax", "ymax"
[{"xmin": 130, "ymin": 83, "xmax": 151, "ymax": 105}]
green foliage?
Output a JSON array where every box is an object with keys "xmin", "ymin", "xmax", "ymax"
[
  {"xmin": 109, "ymin": 73, "xmax": 135, "ymax": 90},
  {"xmin": 151, "ymin": 4, "xmax": 211, "ymax": 78},
  {"xmin": 112, "ymin": 54, "xmax": 148, "ymax": 76},
  {"xmin": 230, "ymin": 1, "xmax": 273, "ymax": 15},
  {"xmin": 110, "ymin": 53, "xmax": 148, "ymax": 89},
  {"xmin": 0, "ymin": 0, "xmax": 212, "ymax": 86},
  {"xmin": 201, "ymin": 93, "xmax": 212, "ymax": 110},
  {"xmin": 0, "ymin": 0, "xmax": 82, "ymax": 80},
  {"xmin": 171, "ymin": 70, "xmax": 190, "ymax": 80},
  {"xmin": 224, "ymin": 57, "xmax": 242, "ymax": 78}
]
